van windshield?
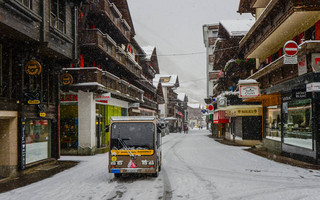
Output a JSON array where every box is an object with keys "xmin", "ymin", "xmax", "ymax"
[{"xmin": 110, "ymin": 122, "xmax": 155, "ymax": 150}]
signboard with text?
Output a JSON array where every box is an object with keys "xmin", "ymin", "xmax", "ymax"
[
  {"xmin": 95, "ymin": 93, "xmax": 111, "ymax": 104},
  {"xmin": 307, "ymin": 82, "xmax": 320, "ymax": 92},
  {"xmin": 239, "ymin": 84, "xmax": 260, "ymax": 98},
  {"xmin": 283, "ymin": 41, "xmax": 298, "ymax": 65}
]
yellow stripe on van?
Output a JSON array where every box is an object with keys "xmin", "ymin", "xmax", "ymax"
[{"xmin": 111, "ymin": 150, "xmax": 154, "ymax": 156}]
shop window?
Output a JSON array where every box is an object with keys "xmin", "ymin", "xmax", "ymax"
[
  {"xmin": 50, "ymin": 0, "xmax": 66, "ymax": 33},
  {"xmin": 25, "ymin": 120, "xmax": 51, "ymax": 164},
  {"xmin": 16, "ymin": 0, "xmax": 31, "ymax": 8},
  {"xmin": 60, "ymin": 105, "xmax": 78, "ymax": 149},
  {"xmin": 266, "ymin": 105, "xmax": 281, "ymax": 141},
  {"xmin": 283, "ymin": 99, "xmax": 312, "ymax": 149}
]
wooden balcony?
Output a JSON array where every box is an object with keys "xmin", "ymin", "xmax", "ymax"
[
  {"xmin": 138, "ymin": 75, "xmax": 156, "ymax": 93},
  {"xmin": 81, "ymin": 29, "xmax": 117, "ymax": 58},
  {"xmin": 89, "ymin": 0, "xmax": 131, "ymax": 42},
  {"xmin": 240, "ymin": 0, "xmax": 320, "ymax": 60},
  {"xmin": 142, "ymin": 97, "xmax": 158, "ymax": 110},
  {"xmin": 61, "ymin": 67, "xmax": 143, "ymax": 102},
  {"xmin": 126, "ymin": 53, "xmax": 142, "ymax": 78}
]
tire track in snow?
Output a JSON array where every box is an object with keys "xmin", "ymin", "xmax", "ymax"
[
  {"xmin": 160, "ymin": 134, "xmax": 185, "ymax": 200},
  {"xmin": 171, "ymin": 136, "xmax": 218, "ymax": 199}
]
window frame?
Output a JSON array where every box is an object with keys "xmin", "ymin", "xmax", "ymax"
[
  {"xmin": 16, "ymin": 0, "xmax": 32, "ymax": 9},
  {"xmin": 50, "ymin": 0, "xmax": 66, "ymax": 33}
]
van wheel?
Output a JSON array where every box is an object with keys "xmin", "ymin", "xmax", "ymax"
[
  {"xmin": 152, "ymin": 166, "xmax": 159, "ymax": 177},
  {"xmin": 114, "ymin": 173, "xmax": 122, "ymax": 178}
]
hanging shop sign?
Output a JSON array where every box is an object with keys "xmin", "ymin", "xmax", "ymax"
[
  {"xmin": 283, "ymin": 41, "xmax": 298, "ymax": 65},
  {"xmin": 239, "ymin": 84, "xmax": 260, "ymax": 98},
  {"xmin": 311, "ymin": 53, "xmax": 320, "ymax": 72},
  {"xmin": 60, "ymin": 73, "xmax": 74, "ymax": 85},
  {"xmin": 25, "ymin": 60, "xmax": 42, "ymax": 76},
  {"xmin": 25, "ymin": 92, "xmax": 41, "ymax": 105},
  {"xmin": 95, "ymin": 93, "xmax": 111, "ymax": 104},
  {"xmin": 306, "ymin": 82, "xmax": 320, "ymax": 92},
  {"xmin": 298, "ymin": 55, "xmax": 307, "ymax": 76}
]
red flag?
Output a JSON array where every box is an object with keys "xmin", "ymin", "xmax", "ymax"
[{"xmin": 218, "ymin": 69, "xmax": 223, "ymax": 76}]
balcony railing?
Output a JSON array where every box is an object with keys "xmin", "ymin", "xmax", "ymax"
[
  {"xmin": 142, "ymin": 97, "xmax": 157, "ymax": 110},
  {"xmin": 63, "ymin": 67, "xmax": 103, "ymax": 85},
  {"xmin": 81, "ymin": 29, "xmax": 141, "ymax": 78},
  {"xmin": 82, "ymin": 29, "xmax": 117, "ymax": 58},
  {"xmin": 240, "ymin": 0, "xmax": 320, "ymax": 60},
  {"xmin": 90, "ymin": 0, "xmax": 131, "ymax": 41},
  {"xmin": 62, "ymin": 67, "xmax": 143, "ymax": 102}
]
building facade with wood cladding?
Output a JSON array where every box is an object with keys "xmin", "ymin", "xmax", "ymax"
[
  {"xmin": 238, "ymin": 0, "xmax": 320, "ymax": 162},
  {"xmin": 59, "ymin": 0, "xmax": 162, "ymax": 155},
  {"xmin": 0, "ymin": 0, "xmax": 77, "ymax": 176}
]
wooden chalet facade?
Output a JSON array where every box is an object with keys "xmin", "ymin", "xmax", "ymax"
[{"xmin": 0, "ymin": 0, "xmax": 77, "ymax": 176}]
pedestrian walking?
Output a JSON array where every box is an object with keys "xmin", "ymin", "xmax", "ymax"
[{"xmin": 184, "ymin": 125, "xmax": 188, "ymax": 134}]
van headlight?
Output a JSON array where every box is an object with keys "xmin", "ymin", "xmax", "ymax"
[
  {"xmin": 116, "ymin": 161, "xmax": 123, "ymax": 166},
  {"xmin": 141, "ymin": 160, "xmax": 148, "ymax": 165},
  {"xmin": 148, "ymin": 160, "xmax": 154, "ymax": 165},
  {"xmin": 110, "ymin": 161, "xmax": 116, "ymax": 165}
]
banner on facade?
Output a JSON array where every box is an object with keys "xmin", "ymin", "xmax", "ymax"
[
  {"xmin": 311, "ymin": 53, "xmax": 320, "ymax": 72},
  {"xmin": 95, "ymin": 93, "xmax": 111, "ymax": 104},
  {"xmin": 298, "ymin": 55, "xmax": 307, "ymax": 76}
]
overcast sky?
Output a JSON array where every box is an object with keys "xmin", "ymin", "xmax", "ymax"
[{"xmin": 127, "ymin": 0, "xmax": 253, "ymax": 104}]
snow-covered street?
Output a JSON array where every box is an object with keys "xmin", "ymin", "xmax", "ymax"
[{"xmin": 2, "ymin": 129, "xmax": 320, "ymax": 200}]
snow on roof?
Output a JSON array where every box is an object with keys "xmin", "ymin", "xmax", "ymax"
[
  {"xmin": 177, "ymin": 93, "xmax": 186, "ymax": 101},
  {"xmin": 142, "ymin": 46, "xmax": 155, "ymax": 60},
  {"xmin": 188, "ymin": 103, "xmax": 200, "ymax": 109},
  {"xmin": 153, "ymin": 74, "xmax": 179, "ymax": 87},
  {"xmin": 238, "ymin": 79, "xmax": 258, "ymax": 84},
  {"xmin": 220, "ymin": 19, "xmax": 254, "ymax": 37}
]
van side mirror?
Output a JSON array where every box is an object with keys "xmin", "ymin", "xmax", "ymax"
[{"xmin": 105, "ymin": 125, "xmax": 110, "ymax": 132}]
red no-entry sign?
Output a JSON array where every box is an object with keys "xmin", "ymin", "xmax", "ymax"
[
  {"xmin": 208, "ymin": 105, "xmax": 213, "ymax": 111},
  {"xmin": 284, "ymin": 41, "xmax": 298, "ymax": 56}
]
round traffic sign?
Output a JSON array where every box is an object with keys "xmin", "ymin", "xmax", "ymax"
[
  {"xmin": 208, "ymin": 105, "xmax": 213, "ymax": 111},
  {"xmin": 284, "ymin": 41, "xmax": 298, "ymax": 56}
]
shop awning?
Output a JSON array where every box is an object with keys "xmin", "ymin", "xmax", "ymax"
[
  {"xmin": 213, "ymin": 110, "xmax": 229, "ymax": 124},
  {"xmin": 243, "ymin": 93, "xmax": 281, "ymax": 107}
]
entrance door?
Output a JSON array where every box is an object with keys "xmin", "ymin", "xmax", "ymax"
[{"xmin": 96, "ymin": 116, "xmax": 102, "ymax": 148}]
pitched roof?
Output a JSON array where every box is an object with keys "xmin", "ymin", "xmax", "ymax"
[
  {"xmin": 220, "ymin": 19, "xmax": 254, "ymax": 37},
  {"xmin": 153, "ymin": 74, "xmax": 179, "ymax": 88},
  {"xmin": 142, "ymin": 46, "xmax": 155, "ymax": 60}
]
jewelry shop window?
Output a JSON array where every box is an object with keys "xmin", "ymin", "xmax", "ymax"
[
  {"xmin": 266, "ymin": 105, "xmax": 281, "ymax": 141},
  {"xmin": 283, "ymin": 99, "xmax": 312, "ymax": 149}
]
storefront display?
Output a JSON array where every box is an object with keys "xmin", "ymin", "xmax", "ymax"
[
  {"xmin": 25, "ymin": 119, "xmax": 51, "ymax": 164},
  {"xmin": 283, "ymin": 99, "xmax": 312, "ymax": 149},
  {"xmin": 266, "ymin": 105, "xmax": 281, "ymax": 141},
  {"xmin": 60, "ymin": 104, "xmax": 78, "ymax": 149}
]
